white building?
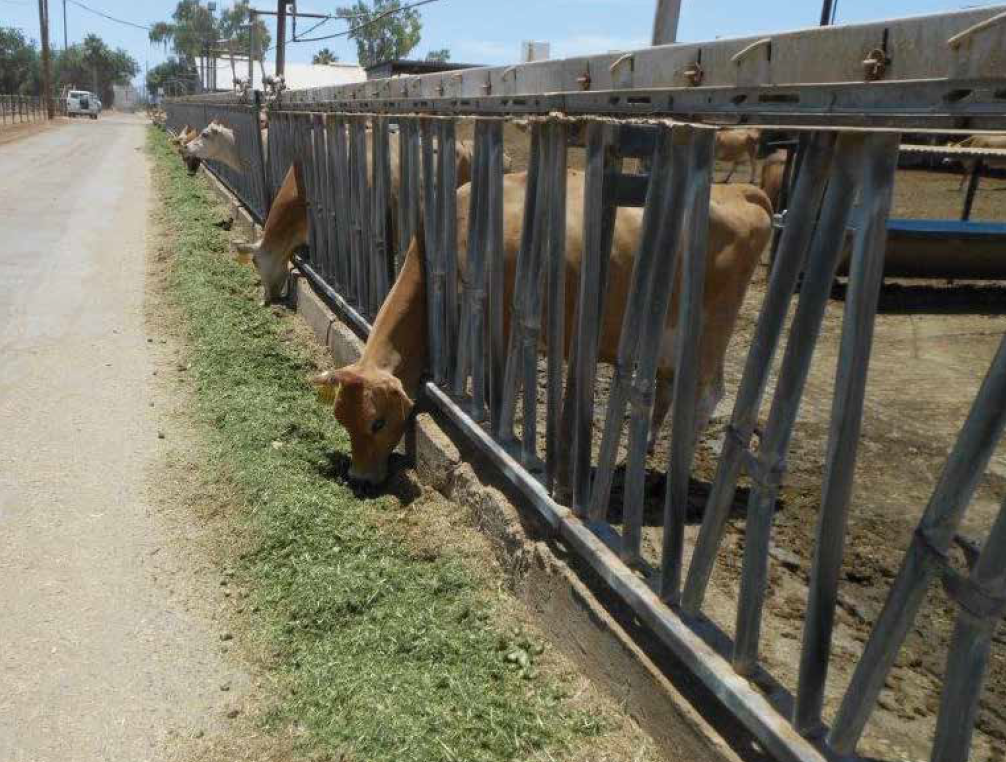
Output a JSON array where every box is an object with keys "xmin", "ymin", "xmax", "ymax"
[
  {"xmin": 209, "ymin": 59, "xmax": 366, "ymax": 92},
  {"xmin": 112, "ymin": 83, "xmax": 140, "ymax": 109}
]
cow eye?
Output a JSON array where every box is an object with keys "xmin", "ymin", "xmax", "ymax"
[{"xmin": 371, "ymin": 418, "xmax": 386, "ymax": 433}]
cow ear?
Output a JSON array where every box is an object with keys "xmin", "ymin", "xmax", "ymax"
[
  {"xmin": 310, "ymin": 368, "xmax": 362, "ymax": 404},
  {"xmin": 233, "ymin": 241, "xmax": 256, "ymax": 265}
]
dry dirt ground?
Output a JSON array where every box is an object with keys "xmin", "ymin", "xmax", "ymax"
[
  {"xmin": 484, "ymin": 129, "xmax": 1006, "ymax": 762},
  {"xmin": 0, "ymin": 112, "xmax": 250, "ymax": 762},
  {"xmin": 0, "ymin": 117, "xmax": 69, "ymax": 148}
]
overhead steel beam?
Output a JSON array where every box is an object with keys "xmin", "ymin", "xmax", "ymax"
[{"xmin": 275, "ymin": 6, "xmax": 1006, "ymax": 106}]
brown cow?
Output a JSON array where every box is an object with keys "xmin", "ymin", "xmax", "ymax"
[
  {"xmin": 760, "ymin": 150, "xmax": 787, "ymax": 211},
  {"xmin": 313, "ymin": 172, "xmax": 773, "ymax": 485},
  {"xmin": 170, "ymin": 125, "xmax": 202, "ymax": 174},
  {"xmin": 185, "ymin": 120, "xmax": 246, "ymax": 171},
  {"xmin": 716, "ymin": 128, "xmax": 760, "ymax": 184},
  {"xmin": 233, "ymin": 135, "xmax": 511, "ymax": 305}
]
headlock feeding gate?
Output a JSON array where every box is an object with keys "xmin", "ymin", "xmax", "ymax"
[{"xmin": 166, "ymin": 7, "xmax": 1006, "ymax": 762}]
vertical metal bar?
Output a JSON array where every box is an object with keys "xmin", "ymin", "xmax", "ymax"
[
  {"xmin": 295, "ymin": 114, "xmax": 321, "ymax": 277},
  {"xmin": 931, "ymin": 496, "xmax": 1006, "ymax": 762},
  {"xmin": 520, "ymin": 125, "xmax": 553, "ymax": 466},
  {"xmin": 330, "ymin": 116, "xmax": 353, "ymax": 301},
  {"xmin": 661, "ymin": 127, "xmax": 716, "ymax": 602},
  {"xmin": 588, "ymin": 125, "xmax": 680, "ymax": 530},
  {"xmin": 398, "ymin": 119, "xmax": 415, "ymax": 267},
  {"xmin": 321, "ymin": 115, "xmax": 341, "ymax": 292},
  {"xmin": 544, "ymin": 121, "xmax": 568, "ymax": 492},
  {"xmin": 829, "ymin": 333, "xmax": 1006, "ymax": 754},
  {"xmin": 347, "ymin": 117, "xmax": 366, "ymax": 311},
  {"xmin": 570, "ymin": 123, "xmax": 619, "ymax": 515},
  {"xmin": 310, "ymin": 114, "xmax": 331, "ymax": 281},
  {"xmin": 497, "ymin": 123, "xmax": 543, "ymax": 443},
  {"xmin": 454, "ymin": 120, "xmax": 487, "ymax": 401},
  {"xmin": 372, "ymin": 116, "xmax": 392, "ymax": 306},
  {"xmin": 962, "ymin": 159, "xmax": 983, "ymax": 222},
  {"xmin": 421, "ymin": 119, "xmax": 446, "ymax": 385},
  {"xmin": 254, "ymin": 95, "xmax": 271, "ymax": 216},
  {"xmin": 440, "ymin": 119, "xmax": 460, "ymax": 376},
  {"xmin": 682, "ymin": 132, "xmax": 837, "ymax": 615},
  {"xmin": 794, "ymin": 132, "xmax": 899, "ymax": 734},
  {"xmin": 354, "ymin": 117, "xmax": 374, "ymax": 316},
  {"xmin": 733, "ymin": 133, "xmax": 869, "ymax": 676},
  {"xmin": 486, "ymin": 120, "xmax": 506, "ymax": 430}
]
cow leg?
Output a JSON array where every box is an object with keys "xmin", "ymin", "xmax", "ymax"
[
  {"xmin": 723, "ymin": 163, "xmax": 735, "ymax": 183},
  {"xmin": 648, "ymin": 375, "xmax": 675, "ymax": 454},
  {"xmin": 693, "ymin": 370, "xmax": 725, "ymax": 447}
]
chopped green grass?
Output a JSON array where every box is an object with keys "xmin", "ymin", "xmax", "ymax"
[{"xmin": 147, "ymin": 127, "xmax": 604, "ymax": 761}]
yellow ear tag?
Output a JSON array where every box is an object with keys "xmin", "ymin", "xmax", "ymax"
[
  {"xmin": 235, "ymin": 250, "xmax": 253, "ymax": 266},
  {"xmin": 315, "ymin": 383, "xmax": 340, "ymax": 405}
]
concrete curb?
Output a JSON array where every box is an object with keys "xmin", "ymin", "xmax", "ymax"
[{"xmin": 200, "ymin": 165, "xmax": 758, "ymax": 762}]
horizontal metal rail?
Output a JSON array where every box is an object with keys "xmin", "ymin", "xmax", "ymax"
[{"xmin": 258, "ymin": 7, "xmax": 1006, "ymax": 129}]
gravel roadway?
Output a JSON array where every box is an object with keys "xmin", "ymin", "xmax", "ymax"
[{"xmin": 0, "ymin": 113, "xmax": 244, "ymax": 762}]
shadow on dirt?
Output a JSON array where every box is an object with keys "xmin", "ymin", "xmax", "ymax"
[{"xmin": 831, "ymin": 280, "xmax": 1006, "ymax": 316}]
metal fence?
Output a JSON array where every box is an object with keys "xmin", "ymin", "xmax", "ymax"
[
  {"xmin": 164, "ymin": 95, "xmax": 271, "ymax": 222},
  {"xmin": 165, "ymin": 7, "xmax": 1006, "ymax": 762},
  {"xmin": 0, "ymin": 95, "xmax": 44, "ymax": 125}
]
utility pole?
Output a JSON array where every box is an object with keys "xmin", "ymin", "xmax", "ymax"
[
  {"xmin": 275, "ymin": 0, "xmax": 287, "ymax": 79},
  {"xmin": 248, "ymin": 13, "xmax": 256, "ymax": 88},
  {"xmin": 651, "ymin": 0, "xmax": 682, "ymax": 45},
  {"xmin": 62, "ymin": 0, "xmax": 67, "ymax": 49},
  {"xmin": 819, "ymin": 0, "xmax": 836, "ymax": 26},
  {"xmin": 38, "ymin": 0, "xmax": 54, "ymax": 118}
]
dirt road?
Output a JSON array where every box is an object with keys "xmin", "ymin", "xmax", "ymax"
[{"xmin": 0, "ymin": 114, "xmax": 244, "ymax": 761}]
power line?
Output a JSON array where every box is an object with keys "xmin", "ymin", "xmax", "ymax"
[
  {"xmin": 64, "ymin": 0, "xmax": 150, "ymax": 32},
  {"xmin": 294, "ymin": 14, "xmax": 333, "ymax": 40},
  {"xmin": 291, "ymin": 0, "xmax": 443, "ymax": 44}
]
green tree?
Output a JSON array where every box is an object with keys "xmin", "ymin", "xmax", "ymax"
[
  {"xmin": 149, "ymin": 0, "xmax": 215, "ymax": 63},
  {"xmin": 150, "ymin": 1, "xmax": 270, "ymax": 71},
  {"xmin": 336, "ymin": 0, "xmax": 422, "ymax": 68},
  {"xmin": 0, "ymin": 27, "xmax": 41, "ymax": 95},
  {"xmin": 425, "ymin": 48, "xmax": 450, "ymax": 62},
  {"xmin": 147, "ymin": 56, "xmax": 198, "ymax": 97},
  {"xmin": 54, "ymin": 35, "xmax": 138, "ymax": 104},
  {"xmin": 312, "ymin": 47, "xmax": 339, "ymax": 65},
  {"xmin": 218, "ymin": 1, "xmax": 270, "ymax": 64}
]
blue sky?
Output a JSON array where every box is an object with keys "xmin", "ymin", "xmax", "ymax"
[{"xmin": 0, "ymin": 0, "xmax": 998, "ymax": 86}]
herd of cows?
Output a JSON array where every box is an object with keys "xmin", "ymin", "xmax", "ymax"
[{"xmin": 157, "ymin": 112, "xmax": 995, "ymax": 486}]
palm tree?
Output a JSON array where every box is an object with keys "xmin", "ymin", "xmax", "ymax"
[
  {"xmin": 312, "ymin": 48, "xmax": 339, "ymax": 65},
  {"xmin": 150, "ymin": 1, "xmax": 270, "ymax": 89}
]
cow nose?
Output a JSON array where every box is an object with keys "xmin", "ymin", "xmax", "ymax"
[{"xmin": 348, "ymin": 466, "xmax": 387, "ymax": 487}]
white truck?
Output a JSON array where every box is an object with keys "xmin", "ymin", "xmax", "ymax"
[{"xmin": 66, "ymin": 90, "xmax": 101, "ymax": 119}]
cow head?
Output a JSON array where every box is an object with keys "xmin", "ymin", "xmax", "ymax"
[
  {"xmin": 185, "ymin": 120, "xmax": 243, "ymax": 171},
  {"xmin": 233, "ymin": 239, "xmax": 287, "ymax": 305},
  {"xmin": 311, "ymin": 366, "xmax": 414, "ymax": 485}
]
